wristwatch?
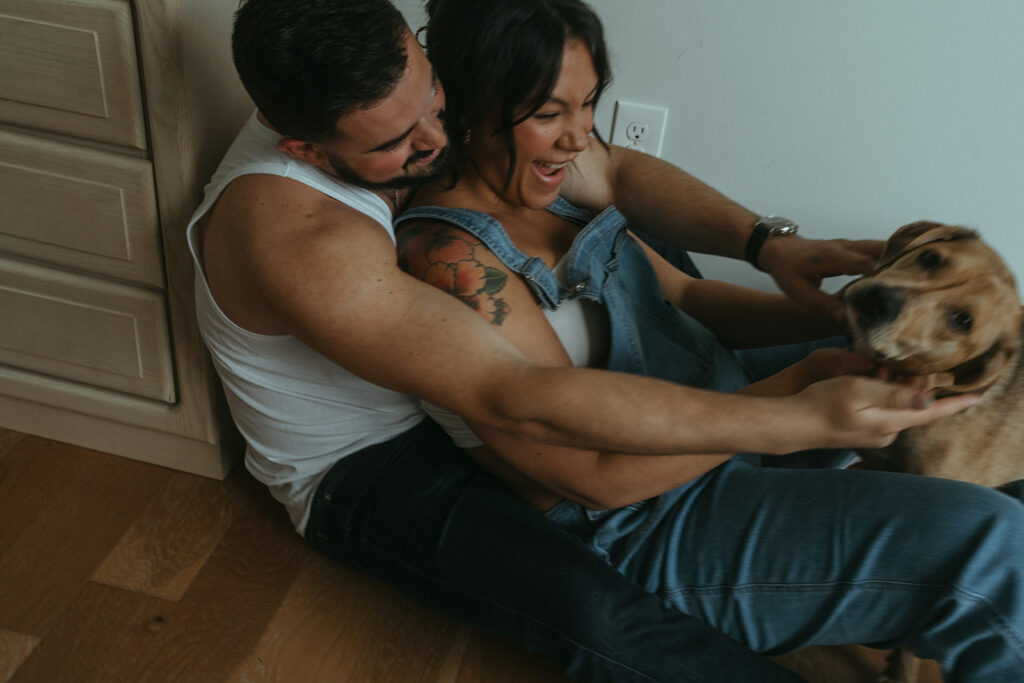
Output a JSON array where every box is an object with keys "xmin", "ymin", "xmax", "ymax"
[{"xmin": 745, "ymin": 215, "xmax": 799, "ymax": 270}]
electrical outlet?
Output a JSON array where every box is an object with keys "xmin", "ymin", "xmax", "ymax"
[{"xmin": 611, "ymin": 101, "xmax": 669, "ymax": 157}]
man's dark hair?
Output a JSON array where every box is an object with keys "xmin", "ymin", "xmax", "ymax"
[
  {"xmin": 233, "ymin": 0, "xmax": 409, "ymax": 142},
  {"xmin": 425, "ymin": 0, "xmax": 611, "ymax": 187}
]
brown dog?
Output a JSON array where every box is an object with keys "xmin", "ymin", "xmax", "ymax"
[{"xmin": 843, "ymin": 221, "xmax": 1024, "ymax": 682}]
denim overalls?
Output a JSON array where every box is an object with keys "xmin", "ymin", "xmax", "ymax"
[
  {"xmin": 398, "ymin": 198, "xmax": 1024, "ymax": 680},
  {"xmin": 399, "ymin": 197, "xmax": 753, "ymax": 392}
]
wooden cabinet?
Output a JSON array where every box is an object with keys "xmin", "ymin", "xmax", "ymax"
[
  {"xmin": 0, "ymin": 0, "xmax": 146, "ymax": 148},
  {"xmin": 0, "ymin": 0, "xmax": 252, "ymax": 478}
]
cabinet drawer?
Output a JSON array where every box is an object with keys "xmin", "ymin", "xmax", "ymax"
[
  {"xmin": 0, "ymin": 129, "xmax": 163, "ymax": 287},
  {"xmin": 0, "ymin": 0, "xmax": 145, "ymax": 149},
  {"xmin": 0, "ymin": 256, "xmax": 175, "ymax": 402}
]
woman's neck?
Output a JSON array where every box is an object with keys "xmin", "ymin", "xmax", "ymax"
[
  {"xmin": 410, "ymin": 159, "xmax": 580, "ymax": 269},
  {"xmin": 414, "ymin": 163, "xmax": 520, "ymax": 211}
]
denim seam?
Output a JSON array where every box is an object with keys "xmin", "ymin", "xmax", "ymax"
[{"xmin": 947, "ymin": 584, "xmax": 1024, "ymax": 664}]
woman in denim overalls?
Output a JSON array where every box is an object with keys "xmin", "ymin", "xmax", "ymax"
[{"xmin": 398, "ymin": 0, "xmax": 1024, "ymax": 679}]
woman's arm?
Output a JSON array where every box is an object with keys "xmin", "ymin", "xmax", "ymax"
[{"xmin": 632, "ymin": 236, "xmax": 846, "ymax": 348}]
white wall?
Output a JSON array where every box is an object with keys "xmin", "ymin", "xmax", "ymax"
[{"xmin": 393, "ymin": 1, "xmax": 1024, "ymax": 294}]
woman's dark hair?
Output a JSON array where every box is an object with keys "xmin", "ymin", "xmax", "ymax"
[
  {"xmin": 233, "ymin": 0, "xmax": 409, "ymax": 142},
  {"xmin": 425, "ymin": 0, "xmax": 612, "ymax": 187}
]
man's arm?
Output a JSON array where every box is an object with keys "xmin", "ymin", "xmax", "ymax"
[
  {"xmin": 394, "ymin": 219, "xmax": 977, "ymax": 509},
  {"xmin": 203, "ymin": 175, "xmax": 975, "ymax": 459},
  {"xmin": 562, "ymin": 142, "xmax": 883, "ymax": 319}
]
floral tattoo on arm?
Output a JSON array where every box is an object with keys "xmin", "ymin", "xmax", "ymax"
[{"xmin": 398, "ymin": 225, "xmax": 511, "ymax": 325}]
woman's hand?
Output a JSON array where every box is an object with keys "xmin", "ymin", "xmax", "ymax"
[{"xmin": 740, "ymin": 348, "xmax": 878, "ymax": 397}]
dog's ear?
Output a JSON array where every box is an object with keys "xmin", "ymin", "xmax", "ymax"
[{"xmin": 877, "ymin": 221, "xmax": 979, "ymax": 269}]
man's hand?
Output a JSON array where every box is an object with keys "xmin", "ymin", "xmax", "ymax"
[
  {"xmin": 788, "ymin": 375, "xmax": 980, "ymax": 451},
  {"xmin": 758, "ymin": 237, "xmax": 883, "ymax": 321}
]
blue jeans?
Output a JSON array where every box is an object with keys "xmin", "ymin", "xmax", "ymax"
[
  {"xmin": 305, "ymin": 417, "xmax": 805, "ymax": 682},
  {"xmin": 545, "ymin": 455, "xmax": 1024, "ymax": 682}
]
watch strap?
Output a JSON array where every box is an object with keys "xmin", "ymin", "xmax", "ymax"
[
  {"xmin": 745, "ymin": 217, "xmax": 798, "ymax": 270},
  {"xmin": 745, "ymin": 223, "xmax": 773, "ymax": 270}
]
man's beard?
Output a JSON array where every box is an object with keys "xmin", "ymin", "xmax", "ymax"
[{"xmin": 324, "ymin": 145, "xmax": 454, "ymax": 191}]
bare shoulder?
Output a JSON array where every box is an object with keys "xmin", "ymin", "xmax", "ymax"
[
  {"xmin": 396, "ymin": 218, "xmax": 514, "ymax": 326},
  {"xmin": 201, "ymin": 173, "xmax": 398, "ymax": 334},
  {"xmin": 211, "ymin": 173, "xmax": 384, "ymax": 240}
]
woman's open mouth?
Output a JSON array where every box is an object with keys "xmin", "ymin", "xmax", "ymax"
[{"xmin": 533, "ymin": 160, "xmax": 570, "ymax": 186}]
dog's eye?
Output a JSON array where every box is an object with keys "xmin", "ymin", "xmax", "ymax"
[
  {"xmin": 949, "ymin": 310, "xmax": 973, "ymax": 334},
  {"xmin": 916, "ymin": 249, "xmax": 943, "ymax": 270}
]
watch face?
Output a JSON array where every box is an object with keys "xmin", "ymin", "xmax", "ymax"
[{"xmin": 761, "ymin": 216, "xmax": 798, "ymax": 235}]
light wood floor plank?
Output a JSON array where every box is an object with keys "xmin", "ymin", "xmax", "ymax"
[
  {"xmin": 112, "ymin": 476, "xmax": 310, "ymax": 682},
  {"xmin": 0, "ymin": 440, "xmax": 170, "ymax": 634},
  {"xmin": 91, "ymin": 471, "xmax": 240, "ymax": 600},
  {"xmin": 224, "ymin": 554, "xmax": 367, "ymax": 682},
  {"xmin": 227, "ymin": 552, "xmax": 469, "ymax": 682},
  {"xmin": 338, "ymin": 581, "xmax": 471, "ymax": 683},
  {"xmin": 0, "ymin": 629, "xmax": 39, "ymax": 683},
  {"xmin": 8, "ymin": 582, "xmax": 173, "ymax": 683}
]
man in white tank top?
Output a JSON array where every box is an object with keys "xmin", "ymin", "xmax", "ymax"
[{"xmin": 193, "ymin": 1, "xmax": 970, "ymax": 679}]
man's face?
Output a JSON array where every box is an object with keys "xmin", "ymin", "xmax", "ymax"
[
  {"xmin": 323, "ymin": 144, "xmax": 453, "ymax": 190},
  {"xmin": 318, "ymin": 30, "xmax": 451, "ymax": 189}
]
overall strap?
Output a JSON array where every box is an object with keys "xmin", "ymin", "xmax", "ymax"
[{"xmin": 545, "ymin": 196, "xmax": 594, "ymax": 224}]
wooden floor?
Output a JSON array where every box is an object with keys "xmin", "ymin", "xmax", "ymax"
[{"xmin": 0, "ymin": 428, "xmax": 941, "ymax": 682}]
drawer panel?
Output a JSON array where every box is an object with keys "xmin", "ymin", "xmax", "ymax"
[
  {"xmin": 0, "ymin": 256, "xmax": 175, "ymax": 402},
  {"xmin": 0, "ymin": 0, "xmax": 146, "ymax": 149},
  {"xmin": 0, "ymin": 129, "xmax": 163, "ymax": 287}
]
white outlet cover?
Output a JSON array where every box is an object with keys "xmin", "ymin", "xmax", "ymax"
[{"xmin": 611, "ymin": 101, "xmax": 669, "ymax": 157}]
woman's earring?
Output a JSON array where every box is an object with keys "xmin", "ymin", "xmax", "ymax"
[{"xmin": 415, "ymin": 26, "xmax": 428, "ymax": 50}]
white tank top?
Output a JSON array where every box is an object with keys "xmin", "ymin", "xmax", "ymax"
[{"xmin": 187, "ymin": 112, "xmax": 424, "ymax": 533}]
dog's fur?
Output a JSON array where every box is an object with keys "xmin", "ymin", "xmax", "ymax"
[{"xmin": 842, "ymin": 221, "xmax": 1024, "ymax": 682}]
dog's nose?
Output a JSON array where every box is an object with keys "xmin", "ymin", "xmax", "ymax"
[{"xmin": 848, "ymin": 284, "xmax": 904, "ymax": 327}]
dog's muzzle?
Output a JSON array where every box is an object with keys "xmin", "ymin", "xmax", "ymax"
[{"xmin": 846, "ymin": 284, "xmax": 904, "ymax": 330}]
